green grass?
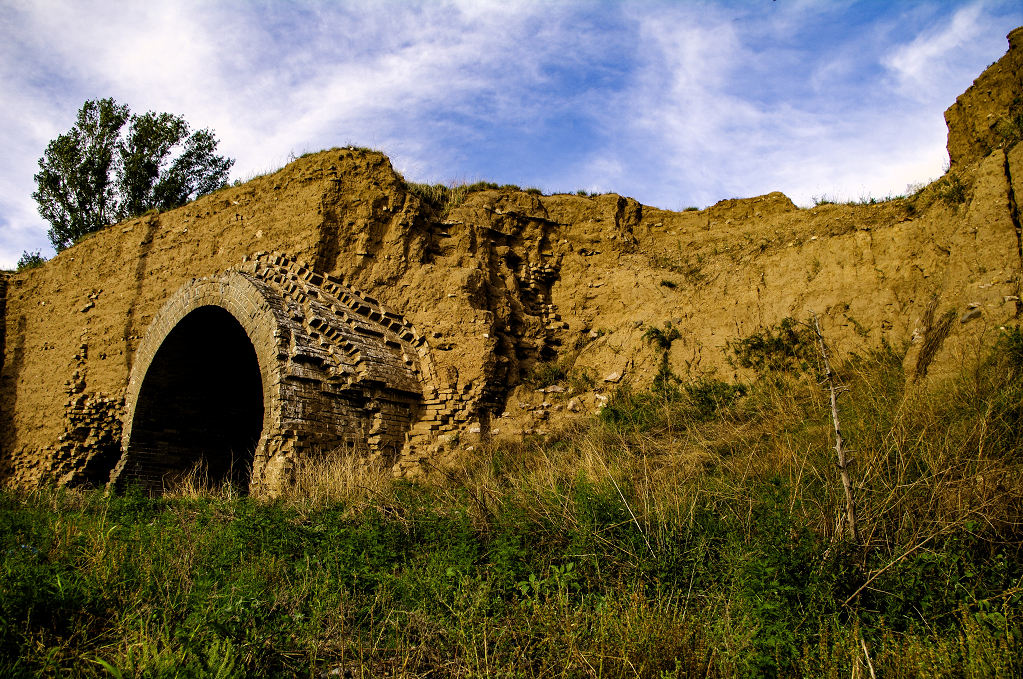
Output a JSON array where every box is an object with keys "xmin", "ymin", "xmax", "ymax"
[
  {"xmin": 407, "ymin": 181, "xmax": 544, "ymax": 215},
  {"xmin": 2, "ymin": 331, "xmax": 1023, "ymax": 677}
]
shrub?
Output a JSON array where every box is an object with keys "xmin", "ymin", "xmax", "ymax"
[
  {"xmin": 935, "ymin": 172, "xmax": 969, "ymax": 208},
  {"xmin": 16, "ymin": 251, "xmax": 45, "ymax": 272},
  {"xmin": 525, "ymin": 358, "xmax": 569, "ymax": 387},
  {"xmin": 684, "ymin": 378, "xmax": 747, "ymax": 419},
  {"xmin": 728, "ymin": 317, "xmax": 816, "ymax": 373}
]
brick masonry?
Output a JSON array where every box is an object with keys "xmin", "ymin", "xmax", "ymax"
[{"xmin": 109, "ymin": 252, "xmax": 463, "ymax": 493}]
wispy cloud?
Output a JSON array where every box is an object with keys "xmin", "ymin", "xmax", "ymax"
[
  {"xmin": 0, "ymin": 0, "xmax": 1020, "ymax": 267},
  {"xmin": 574, "ymin": 0, "xmax": 1020, "ymax": 208},
  {"xmin": 884, "ymin": 3, "xmax": 987, "ymax": 101}
]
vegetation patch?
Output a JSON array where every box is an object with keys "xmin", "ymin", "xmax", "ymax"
[
  {"xmin": 407, "ymin": 180, "xmax": 543, "ymax": 216},
  {"xmin": 934, "ymin": 171, "xmax": 970, "ymax": 208},
  {"xmin": 3, "ymin": 329, "xmax": 1023, "ymax": 677},
  {"xmin": 994, "ymin": 96, "xmax": 1023, "ymax": 149},
  {"xmin": 15, "ymin": 251, "xmax": 45, "ymax": 272},
  {"xmin": 728, "ymin": 317, "xmax": 816, "ymax": 373}
]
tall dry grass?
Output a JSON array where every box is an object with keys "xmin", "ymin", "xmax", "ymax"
[{"xmin": 5, "ymin": 325, "xmax": 1020, "ymax": 677}]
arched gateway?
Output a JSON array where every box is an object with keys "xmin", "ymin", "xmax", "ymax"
[{"xmin": 110, "ymin": 254, "xmax": 430, "ymax": 494}]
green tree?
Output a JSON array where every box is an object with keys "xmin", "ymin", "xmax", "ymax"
[
  {"xmin": 32, "ymin": 98, "xmax": 128, "ymax": 251},
  {"xmin": 33, "ymin": 98, "xmax": 234, "ymax": 251}
]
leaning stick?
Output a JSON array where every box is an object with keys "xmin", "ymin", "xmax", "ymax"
[{"xmin": 811, "ymin": 312, "xmax": 860, "ymax": 544}]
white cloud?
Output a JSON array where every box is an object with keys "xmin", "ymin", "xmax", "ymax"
[
  {"xmin": 884, "ymin": 3, "xmax": 986, "ymax": 101},
  {"xmin": 573, "ymin": 1, "xmax": 1019, "ymax": 209},
  {"xmin": 0, "ymin": 0, "xmax": 1021, "ymax": 267}
]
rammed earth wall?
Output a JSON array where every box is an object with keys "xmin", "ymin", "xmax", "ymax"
[{"xmin": 2, "ymin": 29, "xmax": 1022, "ymax": 493}]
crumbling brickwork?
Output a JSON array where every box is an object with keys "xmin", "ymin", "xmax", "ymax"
[{"xmin": 111, "ymin": 253, "xmax": 438, "ymax": 492}]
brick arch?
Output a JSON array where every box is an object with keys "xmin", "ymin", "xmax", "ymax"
[
  {"xmin": 111, "ymin": 261, "xmax": 429, "ymax": 495},
  {"xmin": 111, "ymin": 271, "xmax": 291, "ymax": 493}
]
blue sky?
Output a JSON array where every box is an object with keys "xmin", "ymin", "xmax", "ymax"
[{"xmin": 1, "ymin": 0, "xmax": 1021, "ymax": 268}]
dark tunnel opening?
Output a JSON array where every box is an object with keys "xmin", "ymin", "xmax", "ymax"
[{"xmin": 127, "ymin": 306, "xmax": 264, "ymax": 491}]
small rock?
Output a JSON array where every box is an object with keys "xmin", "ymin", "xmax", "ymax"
[
  {"xmin": 604, "ymin": 371, "xmax": 623, "ymax": 383},
  {"xmin": 567, "ymin": 398, "xmax": 580, "ymax": 412},
  {"xmin": 79, "ymin": 301, "xmax": 94, "ymax": 313},
  {"xmin": 961, "ymin": 308, "xmax": 983, "ymax": 323}
]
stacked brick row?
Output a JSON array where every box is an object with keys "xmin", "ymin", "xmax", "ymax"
[
  {"xmin": 238, "ymin": 253, "xmax": 432, "ymax": 465},
  {"xmin": 243, "ymin": 253, "xmax": 504, "ymax": 470},
  {"xmin": 51, "ymin": 389, "xmax": 124, "ymax": 487},
  {"xmin": 240, "ymin": 252, "xmax": 490, "ymax": 475}
]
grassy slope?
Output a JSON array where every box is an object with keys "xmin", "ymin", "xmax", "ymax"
[{"xmin": 2, "ymin": 324, "xmax": 1022, "ymax": 678}]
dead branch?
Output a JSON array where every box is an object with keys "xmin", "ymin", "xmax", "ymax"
[{"xmin": 811, "ymin": 312, "xmax": 860, "ymax": 544}]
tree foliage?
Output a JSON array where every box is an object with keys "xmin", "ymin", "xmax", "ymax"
[{"xmin": 33, "ymin": 98, "xmax": 234, "ymax": 251}]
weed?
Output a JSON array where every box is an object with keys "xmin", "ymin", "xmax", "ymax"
[
  {"xmin": 643, "ymin": 322, "xmax": 681, "ymax": 351},
  {"xmin": 728, "ymin": 317, "xmax": 816, "ymax": 373},
  {"xmin": 406, "ymin": 182, "xmax": 450, "ymax": 206},
  {"xmin": 684, "ymin": 378, "xmax": 747, "ymax": 419},
  {"xmin": 16, "ymin": 251, "xmax": 45, "ymax": 272},
  {"xmin": 914, "ymin": 297, "xmax": 958, "ymax": 380},
  {"xmin": 807, "ymin": 257, "xmax": 822, "ymax": 281},
  {"xmin": 568, "ymin": 368, "xmax": 597, "ymax": 393},
  {"xmin": 651, "ymin": 253, "xmax": 706, "ymax": 287},
  {"xmin": 935, "ymin": 172, "xmax": 970, "ymax": 208},
  {"xmin": 994, "ymin": 96, "xmax": 1023, "ymax": 149},
  {"xmin": 525, "ymin": 358, "xmax": 570, "ymax": 388},
  {"xmin": 406, "ymin": 180, "xmax": 526, "ymax": 215},
  {"xmin": 847, "ymin": 314, "xmax": 870, "ymax": 338}
]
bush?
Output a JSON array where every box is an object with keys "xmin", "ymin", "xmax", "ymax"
[
  {"xmin": 935, "ymin": 172, "xmax": 969, "ymax": 208},
  {"xmin": 728, "ymin": 317, "xmax": 816, "ymax": 373},
  {"xmin": 16, "ymin": 251, "xmax": 45, "ymax": 272}
]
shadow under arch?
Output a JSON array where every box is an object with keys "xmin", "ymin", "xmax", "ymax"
[{"xmin": 111, "ymin": 272, "xmax": 290, "ymax": 494}]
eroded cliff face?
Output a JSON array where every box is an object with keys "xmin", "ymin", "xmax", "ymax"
[
  {"xmin": 2, "ymin": 28, "xmax": 1022, "ymax": 489},
  {"xmin": 945, "ymin": 26, "xmax": 1023, "ymax": 169}
]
